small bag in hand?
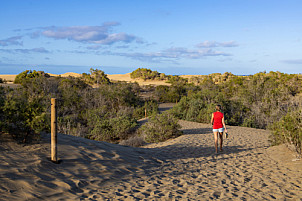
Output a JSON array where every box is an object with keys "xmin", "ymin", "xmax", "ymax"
[{"xmin": 225, "ymin": 132, "xmax": 229, "ymax": 139}]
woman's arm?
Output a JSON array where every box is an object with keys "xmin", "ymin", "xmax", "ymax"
[
  {"xmin": 222, "ymin": 116, "xmax": 227, "ymax": 132},
  {"xmin": 211, "ymin": 113, "xmax": 214, "ymax": 125}
]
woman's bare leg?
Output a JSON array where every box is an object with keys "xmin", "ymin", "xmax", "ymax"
[
  {"xmin": 219, "ymin": 132, "xmax": 223, "ymax": 151},
  {"xmin": 214, "ymin": 132, "xmax": 219, "ymax": 153}
]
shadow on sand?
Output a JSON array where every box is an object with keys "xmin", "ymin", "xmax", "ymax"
[
  {"xmin": 146, "ymin": 144, "xmax": 268, "ymax": 161},
  {"xmin": 181, "ymin": 127, "xmax": 213, "ymax": 135}
]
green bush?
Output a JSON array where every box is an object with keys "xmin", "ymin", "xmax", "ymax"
[
  {"xmin": 82, "ymin": 68, "xmax": 110, "ymax": 85},
  {"xmin": 139, "ymin": 112, "xmax": 182, "ymax": 143},
  {"xmin": 130, "ymin": 68, "xmax": 164, "ymax": 80},
  {"xmin": 2, "ymin": 70, "xmax": 143, "ymax": 144},
  {"xmin": 98, "ymin": 82, "xmax": 141, "ymax": 108},
  {"xmin": 133, "ymin": 100, "xmax": 158, "ymax": 119},
  {"xmin": 269, "ymin": 108, "xmax": 302, "ymax": 156},
  {"xmin": 169, "ymin": 71, "xmax": 302, "ymax": 130},
  {"xmin": 166, "ymin": 75, "xmax": 188, "ymax": 85},
  {"xmin": 155, "ymin": 84, "xmax": 188, "ymax": 103},
  {"xmin": 1, "ymin": 87, "xmax": 50, "ymax": 142},
  {"xmin": 87, "ymin": 111, "xmax": 137, "ymax": 143},
  {"xmin": 58, "ymin": 77, "xmax": 89, "ymax": 112},
  {"xmin": 0, "ymin": 87, "xmax": 6, "ymax": 131},
  {"xmin": 14, "ymin": 70, "xmax": 50, "ymax": 85},
  {"xmin": 169, "ymin": 90, "xmax": 218, "ymax": 123},
  {"xmin": 3, "ymin": 69, "xmax": 302, "ymax": 147}
]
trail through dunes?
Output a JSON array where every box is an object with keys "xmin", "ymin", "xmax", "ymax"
[{"xmin": 0, "ymin": 121, "xmax": 301, "ymax": 200}]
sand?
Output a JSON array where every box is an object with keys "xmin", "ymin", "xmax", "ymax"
[
  {"xmin": 107, "ymin": 73, "xmax": 171, "ymax": 86},
  {"xmin": 1, "ymin": 120, "xmax": 301, "ymax": 200}
]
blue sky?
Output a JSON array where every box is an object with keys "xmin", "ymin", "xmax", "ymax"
[{"xmin": 0, "ymin": 0, "xmax": 301, "ymax": 75}]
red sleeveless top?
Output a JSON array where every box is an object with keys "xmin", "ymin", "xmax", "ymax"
[{"xmin": 213, "ymin": 111, "xmax": 224, "ymax": 129}]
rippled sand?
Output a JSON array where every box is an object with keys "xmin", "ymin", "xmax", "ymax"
[{"xmin": 1, "ymin": 120, "xmax": 301, "ymax": 200}]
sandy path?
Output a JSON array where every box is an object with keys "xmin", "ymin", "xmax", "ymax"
[
  {"xmin": 100, "ymin": 121, "xmax": 302, "ymax": 200},
  {"xmin": 0, "ymin": 121, "xmax": 301, "ymax": 200}
]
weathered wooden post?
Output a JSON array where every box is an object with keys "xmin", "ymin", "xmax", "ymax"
[
  {"xmin": 145, "ymin": 107, "xmax": 147, "ymax": 118},
  {"xmin": 51, "ymin": 98, "xmax": 57, "ymax": 162}
]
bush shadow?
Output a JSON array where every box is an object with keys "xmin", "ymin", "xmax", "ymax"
[
  {"xmin": 181, "ymin": 127, "xmax": 213, "ymax": 135},
  {"xmin": 145, "ymin": 143, "xmax": 268, "ymax": 161}
]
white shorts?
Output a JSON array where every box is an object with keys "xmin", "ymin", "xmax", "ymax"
[{"xmin": 213, "ymin": 128, "xmax": 224, "ymax": 132}]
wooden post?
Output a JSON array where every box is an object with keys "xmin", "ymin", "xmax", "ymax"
[
  {"xmin": 145, "ymin": 107, "xmax": 147, "ymax": 118},
  {"xmin": 51, "ymin": 98, "xmax": 57, "ymax": 162}
]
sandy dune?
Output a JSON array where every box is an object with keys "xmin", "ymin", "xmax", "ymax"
[
  {"xmin": 0, "ymin": 72, "xmax": 172, "ymax": 86},
  {"xmin": 0, "ymin": 74, "xmax": 16, "ymax": 82},
  {"xmin": 1, "ymin": 121, "xmax": 301, "ymax": 200},
  {"xmin": 108, "ymin": 73, "xmax": 171, "ymax": 86}
]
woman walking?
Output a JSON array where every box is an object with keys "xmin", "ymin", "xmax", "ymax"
[{"xmin": 211, "ymin": 105, "xmax": 227, "ymax": 153}]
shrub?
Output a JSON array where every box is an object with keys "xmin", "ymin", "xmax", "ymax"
[
  {"xmin": 98, "ymin": 82, "xmax": 141, "ymax": 108},
  {"xmin": 1, "ymin": 87, "xmax": 49, "ymax": 142},
  {"xmin": 269, "ymin": 108, "xmax": 302, "ymax": 157},
  {"xmin": 56, "ymin": 80, "xmax": 141, "ymax": 143},
  {"xmin": 82, "ymin": 68, "xmax": 110, "ymax": 85},
  {"xmin": 3, "ymin": 71, "xmax": 143, "ymax": 144},
  {"xmin": 14, "ymin": 70, "xmax": 50, "ymax": 85},
  {"xmin": 139, "ymin": 112, "xmax": 182, "ymax": 143},
  {"xmin": 130, "ymin": 68, "xmax": 163, "ymax": 80},
  {"xmin": 58, "ymin": 77, "xmax": 89, "ymax": 112},
  {"xmin": 0, "ymin": 87, "xmax": 6, "ymax": 131},
  {"xmin": 155, "ymin": 85, "xmax": 187, "ymax": 103},
  {"xmin": 169, "ymin": 91, "xmax": 217, "ymax": 123},
  {"xmin": 133, "ymin": 100, "xmax": 158, "ymax": 119},
  {"xmin": 88, "ymin": 112, "xmax": 137, "ymax": 143},
  {"xmin": 119, "ymin": 136, "xmax": 145, "ymax": 147},
  {"xmin": 169, "ymin": 71, "xmax": 302, "ymax": 130},
  {"xmin": 166, "ymin": 75, "xmax": 188, "ymax": 85}
]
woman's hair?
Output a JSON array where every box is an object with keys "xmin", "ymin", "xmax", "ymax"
[{"xmin": 216, "ymin": 104, "xmax": 221, "ymax": 111}]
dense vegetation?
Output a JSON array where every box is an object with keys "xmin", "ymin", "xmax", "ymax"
[
  {"xmin": 0, "ymin": 69, "xmax": 301, "ymax": 156},
  {"xmin": 269, "ymin": 108, "xmax": 302, "ymax": 156},
  {"xmin": 166, "ymin": 71, "xmax": 302, "ymax": 156},
  {"xmin": 139, "ymin": 112, "xmax": 182, "ymax": 143},
  {"xmin": 0, "ymin": 69, "xmax": 161, "ymax": 144},
  {"xmin": 169, "ymin": 71, "xmax": 302, "ymax": 128},
  {"xmin": 81, "ymin": 68, "xmax": 111, "ymax": 86},
  {"xmin": 14, "ymin": 70, "xmax": 50, "ymax": 84},
  {"xmin": 130, "ymin": 68, "xmax": 188, "ymax": 85}
]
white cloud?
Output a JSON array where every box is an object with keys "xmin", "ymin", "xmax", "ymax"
[
  {"xmin": 163, "ymin": 47, "xmax": 231, "ymax": 58},
  {"xmin": 197, "ymin": 40, "xmax": 238, "ymax": 48},
  {"xmin": 104, "ymin": 46, "xmax": 231, "ymax": 63},
  {"xmin": 0, "ymin": 36, "xmax": 23, "ymax": 46},
  {"xmin": 94, "ymin": 32, "xmax": 136, "ymax": 45},
  {"xmin": 281, "ymin": 59, "xmax": 302, "ymax": 64},
  {"xmin": 0, "ymin": 47, "xmax": 50, "ymax": 54},
  {"xmin": 37, "ymin": 23, "xmax": 143, "ymax": 45}
]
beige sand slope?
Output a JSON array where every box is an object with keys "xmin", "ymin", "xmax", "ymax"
[
  {"xmin": 107, "ymin": 73, "xmax": 172, "ymax": 86},
  {"xmin": 1, "ymin": 121, "xmax": 301, "ymax": 200},
  {"xmin": 0, "ymin": 72, "xmax": 171, "ymax": 86},
  {"xmin": 0, "ymin": 74, "xmax": 16, "ymax": 82}
]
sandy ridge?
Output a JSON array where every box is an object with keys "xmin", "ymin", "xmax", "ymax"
[
  {"xmin": 0, "ymin": 72, "xmax": 202, "ymax": 86},
  {"xmin": 0, "ymin": 72, "xmax": 173, "ymax": 86}
]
